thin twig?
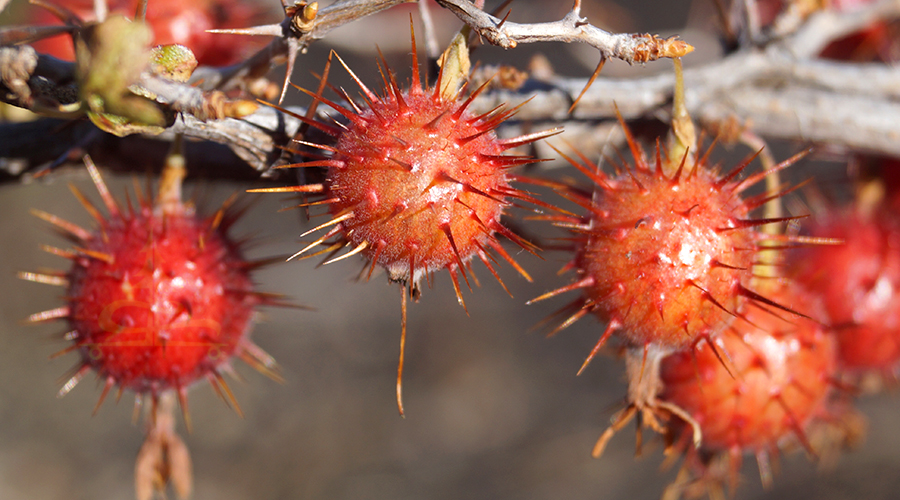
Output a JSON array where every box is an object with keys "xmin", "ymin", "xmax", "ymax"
[
  {"xmin": 3, "ymin": 0, "xmax": 900, "ymax": 178},
  {"xmin": 435, "ymin": 0, "xmax": 693, "ymax": 61}
]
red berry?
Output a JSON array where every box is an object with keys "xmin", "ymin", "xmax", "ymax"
[
  {"xmin": 321, "ymin": 78, "xmax": 533, "ymax": 293},
  {"xmin": 790, "ymin": 205, "xmax": 900, "ymax": 375},
  {"xmin": 578, "ymin": 160, "xmax": 753, "ymax": 349},
  {"xmin": 659, "ymin": 284, "xmax": 836, "ymax": 486},
  {"xmin": 532, "ymin": 121, "xmax": 806, "ymax": 364},
  {"xmin": 21, "ymin": 158, "xmax": 280, "ymax": 417},
  {"xmin": 275, "ymin": 43, "xmax": 557, "ymax": 304},
  {"xmin": 258, "ymin": 36, "xmax": 557, "ymax": 414}
]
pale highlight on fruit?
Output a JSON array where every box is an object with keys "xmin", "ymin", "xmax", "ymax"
[
  {"xmin": 21, "ymin": 156, "xmax": 284, "ymax": 425},
  {"xmin": 252, "ymin": 30, "xmax": 559, "ymax": 414},
  {"xmin": 530, "ymin": 117, "xmax": 810, "ymax": 373},
  {"xmin": 659, "ymin": 284, "xmax": 837, "ymax": 493}
]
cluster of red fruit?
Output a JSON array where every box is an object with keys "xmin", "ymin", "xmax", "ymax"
[
  {"xmin": 528, "ymin": 124, "xmax": 844, "ymax": 493},
  {"xmin": 526, "ymin": 129, "xmax": 900, "ymax": 497},
  {"xmin": 14, "ymin": 0, "xmax": 900, "ymax": 498}
]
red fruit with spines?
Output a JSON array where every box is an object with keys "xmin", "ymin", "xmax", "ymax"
[
  {"xmin": 317, "ymin": 76, "xmax": 540, "ymax": 291},
  {"xmin": 789, "ymin": 204, "xmax": 900, "ymax": 377},
  {"xmin": 659, "ymin": 284, "xmax": 837, "ymax": 489},
  {"xmin": 531, "ymin": 117, "xmax": 807, "ymax": 369},
  {"xmin": 21, "ymin": 157, "xmax": 281, "ymax": 419},
  {"xmin": 255, "ymin": 33, "xmax": 558, "ymax": 413},
  {"xmin": 275, "ymin": 52, "xmax": 555, "ymax": 297},
  {"xmin": 29, "ymin": 0, "xmax": 270, "ymax": 66}
]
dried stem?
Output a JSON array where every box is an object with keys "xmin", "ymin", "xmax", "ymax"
[
  {"xmin": 3, "ymin": 0, "xmax": 900, "ymax": 180},
  {"xmin": 135, "ymin": 392, "xmax": 192, "ymax": 500},
  {"xmin": 156, "ymin": 134, "xmax": 186, "ymax": 215},
  {"xmin": 435, "ymin": 0, "xmax": 692, "ymax": 61}
]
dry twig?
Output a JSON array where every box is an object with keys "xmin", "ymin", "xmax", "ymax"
[
  {"xmin": 435, "ymin": 0, "xmax": 692, "ymax": 60},
  {"xmin": 2, "ymin": 0, "xmax": 900, "ymax": 178}
]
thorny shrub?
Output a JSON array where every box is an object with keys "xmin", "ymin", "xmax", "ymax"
[{"xmin": 2, "ymin": 0, "xmax": 900, "ymax": 499}]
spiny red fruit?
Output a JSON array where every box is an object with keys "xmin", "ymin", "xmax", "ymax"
[
  {"xmin": 256, "ymin": 36, "xmax": 557, "ymax": 414},
  {"xmin": 321, "ymin": 82, "xmax": 519, "ymax": 290},
  {"xmin": 30, "ymin": 0, "xmax": 270, "ymax": 66},
  {"xmin": 790, "ymin": 205, "xmax": 900, "ymax": 375},
  {"xmin": 316, "ymin": 77, "xmax": 540, "ymax": 292},
  {"xmin": 267, "ymin": 42, "xmax": 557, "ymax": 304},
  {"xmin": 21, "ymin": 158, "xmax": 280, "ymax": 418},
  {"xmin": 532, "ymin": 124, "xmax": 806, "ymax": 367},
  {"xmin": 659, "ymin": 284, "xmax": 836, "ymax": 488}
]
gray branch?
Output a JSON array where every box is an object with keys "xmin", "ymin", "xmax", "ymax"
[
  {"xmin": 434, "ymin": 0, "xmax": 692, "ymax": 62},
  {"xmin": 470, "ymin": 48, "xmax": 900, "ymax": 157},
  {"xmin": 3, "ymin": 0, "xmax": 900, "ymax": 178}
]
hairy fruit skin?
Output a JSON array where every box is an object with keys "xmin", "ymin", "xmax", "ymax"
[
  {"xmin": 67, "ymin": 206, "xmax": 256, "ymax": 393},
  {"xmin": 660, "ymin": 286, "xmax": 836, "ymax": 454},
  {"xmin": 790, "ymin": 208, "xmax": 900, "ymax": 374},
  {"xmin": 328, "ymin": 89, "xmax": 510, "ymax": 283}
]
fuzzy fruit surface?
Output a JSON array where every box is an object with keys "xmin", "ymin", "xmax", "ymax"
[
  {"xmin": 659, "ymin": 286, "xmax": 835, "ymax": 452},
  {"xmin": 328, "ymin": 90, "xmax": 508, "ymax": 281},
  {"xmin": 67, "ymin": 206, "xmax": 255, "ymax": 393},
  {"xmin": 579, "ymin": 165, "xmax": 755, "ymax": 348},
  {"xmin": 791, "ymin": 209, "xmax": 900, "ymax": 372}
]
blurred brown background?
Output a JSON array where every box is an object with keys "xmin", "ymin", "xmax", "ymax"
[{"xmin": 3, "ymin": 0, "xmax": 900, "ymax": 499}]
